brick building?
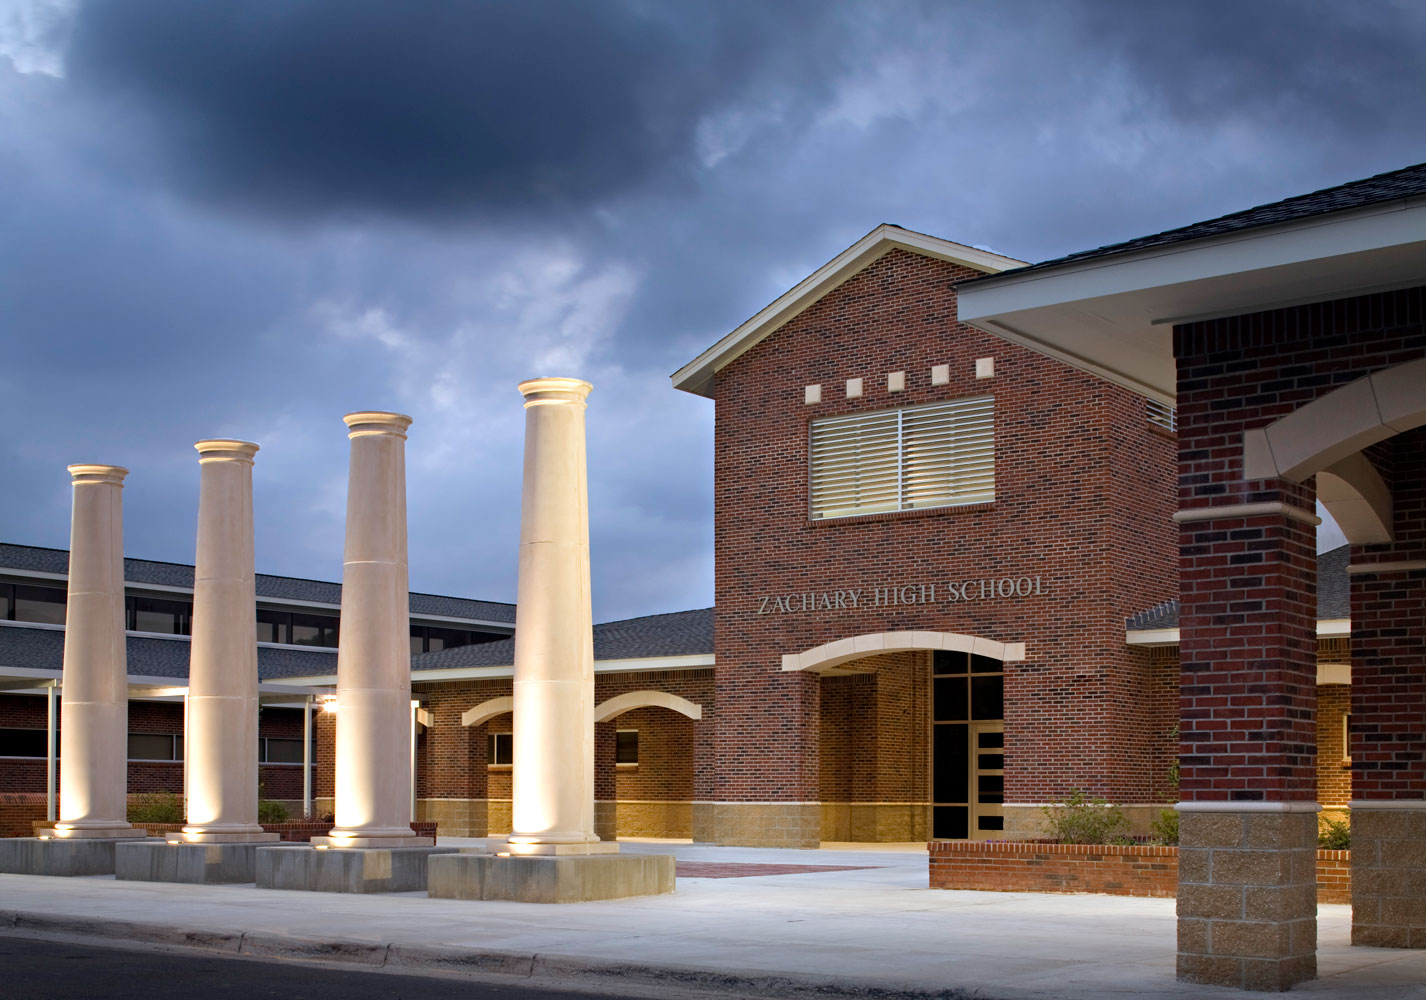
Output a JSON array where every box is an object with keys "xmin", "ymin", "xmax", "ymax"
[
  {"xmin": 2, "ymin": 223, "xmax": 1367, "ymax": 858},
  {"xmin": 958, "ymin": 162, "xmax": 1426, "ymax": 989}
]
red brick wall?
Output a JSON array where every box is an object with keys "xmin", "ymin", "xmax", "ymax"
[
  {"xmin": 928, "ymin": 841, "xmax": 1352, "ymax": 903},
  {"xmin": 1317, "ymin": 685, "xmax": 1352, "ymax": 808},
  {"xmin": 1174, "ymin": 287, "xmax": 1425, "ymax": 803},
  {"xmin": 1351, "ymin": 426, "xmax": 1426, "ymax": 799},
  {"xmin": 819, "ymin": 651, "xmax": 928, "ymax": 803},
  {"xmin": 711, "ymin": 248, "xmax": 1178, "ymax": 806}
]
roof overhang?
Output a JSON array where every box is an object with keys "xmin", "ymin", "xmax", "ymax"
[
  {"xmin": 956, "ymin": 197, "xmax": 1426, "ymax": 405},
  {"xmin": 671, "ymin": 225, "xmax": 1026, "ymax": 398},
  {"xmin": 0, "ymin": 665, "xmax": 321, "ymax": 703}
]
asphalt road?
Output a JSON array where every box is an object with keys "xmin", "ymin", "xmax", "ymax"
[{"xmin": 0, "ymin": 936, "xmax": 679, "ymax": 1000}]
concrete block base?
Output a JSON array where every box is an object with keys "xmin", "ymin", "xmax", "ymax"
[
  {"xmin": 1176, "ymin": 807, "xmax": 1318, "ymax": 991},
  {"xmin": 0, "ymin": 836, "xmax": 154, "ymax": 876},
  {"xmin": 427, "ymin": 850, "xmax": 674, "ymax": 903},
  {"xmin": 1350, "ymin": 803, "xmax": 1426, "ymax": 948},
  {"xmin": 256, "ymin": 845, "xmax": 455, "ymax": 893},
  {"xmin": 115, "ymin": 840, "xmax": 276, "ymax": 884},
  {"xmin": 691, "ymin": 802, "xmax": 820, "ymax": 848}
]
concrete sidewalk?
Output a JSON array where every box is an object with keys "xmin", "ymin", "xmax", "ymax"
[{"xmin": 1, "ymin": 838, "xmax": 1423, "ymax": 999}]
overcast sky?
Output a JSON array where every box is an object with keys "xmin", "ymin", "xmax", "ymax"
[{"xmin": 2, "ymin": 0, "xmax": 1422, "ymax": 619}]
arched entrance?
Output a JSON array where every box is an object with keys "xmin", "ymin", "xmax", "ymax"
[{"xmin": 784, "ymin": 631, "xmax": 1025, "ymax": 841}]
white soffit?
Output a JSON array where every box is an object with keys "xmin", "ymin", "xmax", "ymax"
[
  {"xmin": 671, "ymin": 225, "xmax": 1027, "ymax": 399},
  {"xmin": 957, "ymin": 198, "xmax": 1426, "ymax": 405}
]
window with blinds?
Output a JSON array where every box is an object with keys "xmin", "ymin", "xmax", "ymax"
[{"xmin": 809, "ymin": 396, "xmax": 994, "ymax": 520}]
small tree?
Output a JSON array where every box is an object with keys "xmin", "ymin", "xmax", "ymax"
[{"xmin": 1041, "ymin": 789, "xmax": 1129, "ymax": 844}]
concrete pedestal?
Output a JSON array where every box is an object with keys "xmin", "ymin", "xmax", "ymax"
[
  {"xmin": 114, "ymin": 840, "xmax": 280, "ymax": 884},
  {"xmin": 427, "ymin": 850, "xmax": 674, "ymax": 903},
  {"xmin": 255, "ymin": 844, "xmax": 455, "ymax": 894},
  {"xmin": 0, "ymin": 836, "xmax": 153, "ymax": 876}
]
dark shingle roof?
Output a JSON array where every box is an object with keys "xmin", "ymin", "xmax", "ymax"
[
  {"xmin": 1127, "ymin": 544, "xmax": 1351, "ymax": 631},
  {"xmin": 0, "ymin": 625, "xmax": 336, "ymax": 681},
  {"xmin": 411, "ymin": 607, "xmax": 715, "ymax": 671},
  {"xmin": 973, "ymin": 162, "xmax": 1426, "ymax": 281},
  {"xmin": 0, "ymin": 542, "xmax": 515, "ymax": 624}
]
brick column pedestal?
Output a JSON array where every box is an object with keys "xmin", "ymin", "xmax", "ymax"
[{"xmin": 1174, "ymin": 490, "xmax": 1319, "ymax": 990}]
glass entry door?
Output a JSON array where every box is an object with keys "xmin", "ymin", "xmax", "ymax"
[{"xmin": 970, "ymin": 722, "xmax": 1004, "ymax": 837}]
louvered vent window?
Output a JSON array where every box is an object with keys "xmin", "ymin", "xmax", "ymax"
[
  {"xmin": 1146, "ymin": 399, "xmax": 1177, "ymax": 432},
  {"xmin": 809, "ymin": 396, "xmax": 994, "ymax": 520}
]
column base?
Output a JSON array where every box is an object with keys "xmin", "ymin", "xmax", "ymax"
[
  {"xmin": 503, "ymin": 838, "xmax": 619, "ymax": 856},
  {"xmin": 116, "ymin": 840, "xmax": 278, "ymax": 883},
  {"xmin": 1350, "ymin": 800, "xmax": 1426, "ymax": 948},
  {"xmin": 427, "ymin": 850, "xmax": 673, "ymax": 903},
  {"xmin": 0, "ymin": 835, "xmax": 155, "ymax": 876},
  {"xmin": 1176, "ymin": 804, "xmax": 1318, "ymax": 991},
  {"xmin": 310, "ymin": 835, "xmax": 435, "ymax": 849},
  {"xmin": 256, "ymin": 844, "xmax": 455, "ymax": 893},
  {"xmin": 35, "ymin": 824, "xmax": 147, "ymax": 840},
  {"xmin": 169, "ymin": 831, "xmax": 280, "ymax": 844},
  {"xmin": 691, "ymin": 802, "xmax": 820, "ymax": 847}
]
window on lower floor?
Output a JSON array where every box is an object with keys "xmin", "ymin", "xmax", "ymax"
[
  {"xmin": 616, "ymin": 729, "xmax": 638, "ymax": 765},
  {"xmin": 809, "ymin": 396, "xmax": 994, "ymax": 520},
  {"xmin": 259, "ymin": 737, "xmax": 307, "ymax": 764},
  {"xmin": 0, "ymin": 727, "xmax": 47, "ymax": 757},
  {"xmin": 128, "ymin": 733, "xmax": 183, "ymax": 761},
  {"xmin": 488, "ymin": 731, "xmax": 513, "ymax": 766}
]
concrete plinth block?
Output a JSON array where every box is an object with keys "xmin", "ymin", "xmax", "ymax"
[
  {"xmin": 0, "ymin": 836, "xmax": 154, "ymax": 876},
  {"xmin": 255, "ymin": 845, "xmax": 456, "ymax": 894},
  {"xmin": 115, "ymin": 840, "xmax": 277, "ymax": 884},
  {"xmin": 427, "ymin": 851, "xmax": 674, "ymax": 903}
]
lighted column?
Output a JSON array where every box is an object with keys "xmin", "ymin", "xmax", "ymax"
[
  {"xmin": 507, "ymin": 378, "xmax": 604, "ymax": 854},
  {"xmin": 178, "ymin": 440, "xmax": 275, "ymax": 843},
  {"xmin": 321, "ymin": 412, "xmax": 424, "ymax": 846},
  {"xmin": 50, "ymin": 465, "xmax": 142, "ymax": 838}
]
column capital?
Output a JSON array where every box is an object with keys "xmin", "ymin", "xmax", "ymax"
[
  {"xmin": 67, "ymin": 464, "xmax": 128, "ymax": 486},
  {"xmin": 343, "ymin": 411, "xmax": 412, "ymax": 439},
  {"xmin": 518, "ymin": 377, "xmax": 593, "ymax": 407},
  {"xmin": 194, "ymin": 439, "xmax": 259, "ymax": 464}
]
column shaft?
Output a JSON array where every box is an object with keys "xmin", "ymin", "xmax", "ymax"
[
  {"xmin": 507, "ymin": 377, "xmax": 603, "ymax": 854},
  {"xmin": 323, "ymin": 411, "xmax": 422, "ymax": 846},
  {"xmin": 180, "ymin": 440, "xmax": 272, "ymax": 842},
  {"xmin": 50, "ymin": 465, "xmax": 141, "ymax": 838}
]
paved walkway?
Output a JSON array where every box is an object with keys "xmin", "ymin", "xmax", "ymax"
[{"xmin": 2, "ymin": 838, "xmax": 1423, "ymax": 999}]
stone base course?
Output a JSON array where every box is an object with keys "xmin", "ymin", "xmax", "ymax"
[
  {"xmin": 928, "ymin": 840, "xmax": 1350, "ymax": 905},
  {"xmin": 115, "ymin": 841, "xmax": 278, "ymax": 884},
  {"xmin": 0, "ymin": 835, "xmax": 155, "ymax": 876},
  {"xmin": 256, "ymin": 845, "xmax": 456, "ymax": 893},
  {"xmin": 692, "ymin": 802, "xmax": 821, "ymax": 848},
  {"xmin": 820, "ymin": 802, "xmax": 927, "ymax": 842},
  {"xmin": 427, "ymin": 850, "xmax": 674, "ymax": 903},
  {"xmin": 1350, "ymin": 806, "xmax": 1426, "ymax": 948}
]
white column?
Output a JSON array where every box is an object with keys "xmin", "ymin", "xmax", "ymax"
[
  {"xmin": 178, "ymin": 440, "xmax": 274, "ymax": 843},
  {"xmin": 49, "ymin": 464, "xmax": 141, "ymax": 838},
  {"xmin": 507, "ymin": 377, "xmax": 606, "ymax": 855},
  {"xmin": 322, "ymin": 411, "xmax": 423, "ymax": 847}
]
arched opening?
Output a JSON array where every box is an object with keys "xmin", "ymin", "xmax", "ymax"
[
  {"xmin": 789, "ymin": 631, "xmax": 1019, "ymax": 842},
  {"xmin": 596, "ymin": 692, "xmax": 703, "ymax": 840},
  {"xmin": 459, "ymin": 697, "xmax": 513, "ymax": 835}
]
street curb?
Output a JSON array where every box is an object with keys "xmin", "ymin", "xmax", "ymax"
[{"xmin": 0, "ymin": 910, "xmax": 981, "ymax": 1000}]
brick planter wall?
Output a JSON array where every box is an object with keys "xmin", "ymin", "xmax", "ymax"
[{"xmin": 928, "ymin": 841, "xmax": 1351, "ymax": 904}]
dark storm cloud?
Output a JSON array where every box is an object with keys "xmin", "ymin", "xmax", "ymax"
[{"xmin": 63, "ymin": 0, "xmax": 833, "ymax": 220}]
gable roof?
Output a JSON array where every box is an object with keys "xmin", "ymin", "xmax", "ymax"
[{"xmin": 671, "ymin": 225, "xmax": 1026, "ymax": 398}]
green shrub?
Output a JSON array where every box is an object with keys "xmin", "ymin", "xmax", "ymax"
[
  {"xmin": 1041, "ymin": 789, "xmax": 1129, "ymax": 845},
  {"xmin": 127, "ymin": 792, "xmax": 184, "ymax": 824},
  {"xmin": 1150, "ymin": 807, "xmax": 1179, "ymax": 846},
  {"xmin": 258, "ymin": 799, "xmax": 290, "ymax": 824},
  {"xmin": 1318, "ymin": 814, "xmax": 1351, "ymax": 850}
]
